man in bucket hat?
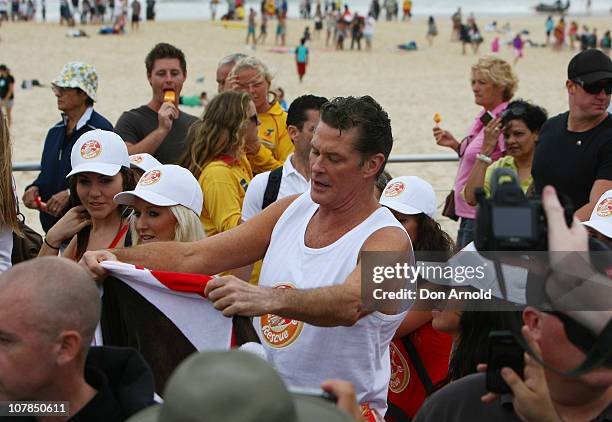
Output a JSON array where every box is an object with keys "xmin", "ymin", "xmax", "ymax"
[
  {"xmin": 22, "ymin": 62, "xmax": 113, "ymax": 233},
  {"xmin": 533, "ymin": 48, "xmax": 612, "ymax": 222},
  {"xmin": 126, "ymin": 350, "xmax": 362, "ymax": 422}
]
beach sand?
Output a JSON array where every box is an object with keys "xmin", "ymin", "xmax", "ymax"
[{"xmin": 2, "ymin": 14, "xmax": 611, "ymax": 235}]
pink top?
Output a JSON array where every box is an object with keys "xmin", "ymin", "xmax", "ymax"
[{"xmin": 454, "ymin": 102, "xmax": 508, "ymax": 219}]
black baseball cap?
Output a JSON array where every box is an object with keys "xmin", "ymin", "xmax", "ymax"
[{"xmin": 567, "ymin": 49, "xmax": 612, "ymax": 84}]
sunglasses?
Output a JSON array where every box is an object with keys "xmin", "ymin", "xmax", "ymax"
[
  {"xmin": 501, "ymin": 104, "xmax": 528, "ymax": 120},
  {"xmin": 573, "ymin": 78, "xmax": 612, "ymax": 95},
  {"xmin": 249, "ymin": 114, "xmax": 259, "ymax": 124}
]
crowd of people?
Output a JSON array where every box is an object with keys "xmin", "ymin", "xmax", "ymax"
[
  {"xmin": 546, "ymin": 14, "xmax": 611, "ymax": 55},
  {"xmin": 0, "ymin": 36, "xmax": 611, "ymax": 422}
]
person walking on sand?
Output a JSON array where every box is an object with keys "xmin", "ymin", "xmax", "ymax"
[
  {"xmin": 257, "ymin": 12, "xmax": 268, "ymax": 44},
  {"xmin": 295, "ymin": 37, "xmax": 308, "ymax": 82},
  {"xmin": 246, "ymin": 8, "xmax": 257, "ymax": 48},
  {"xmin": 426, "ymin": 15, "xmax": 437, "ymax": 46},
  {"xmin": 0, "ymin": 65, "xmax": 15, "ymax": 128},
  {"xmin": 130, "ymin": 0, "xmax": 140, "ymax": 31}
]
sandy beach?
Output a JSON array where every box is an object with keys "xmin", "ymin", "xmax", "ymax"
[{"xmin": 2, "ymin": 13, "xmax": 611, "ymax": 234}]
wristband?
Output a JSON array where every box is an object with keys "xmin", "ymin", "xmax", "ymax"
[
  {"xmin": 44, "ymin": 238, "xmax": 60, "ymax": 250},
  {"xmin": 476, "ymin": 153, "xmax": 493, "ymax": 164}
]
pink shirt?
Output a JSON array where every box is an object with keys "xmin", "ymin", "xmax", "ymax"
[{"xmin": 454, "ymin": 102, "xmax": 508, "ymax": 219}]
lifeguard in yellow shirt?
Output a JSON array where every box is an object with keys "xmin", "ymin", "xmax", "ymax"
[
  {"xmin": 181, "ymin": 91, "xmax": 260, "ymax": 237},
  {"xmin": 228, "ymin": 57, "xmax": 293, "ymax": 171}
]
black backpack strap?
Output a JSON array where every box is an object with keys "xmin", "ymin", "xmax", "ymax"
[
  {"xmin": 262, "ymin": 166, "xmax": 283, "ymax": 210},
  {"xmin": 401, "ymin": 335, "xmax": 434, "ymax": 394},
  {"xmin": 386, "ymin": 402, "xmax": 413, "ymax": 422}
]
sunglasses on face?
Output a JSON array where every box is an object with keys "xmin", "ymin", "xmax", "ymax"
[
  {"xmin": 249, "ymin": 114, "xmax": 259, "ymax": 124},
  {"xmin": 573, "ymin": 78, "xmax": 612, "ymax": 95}
]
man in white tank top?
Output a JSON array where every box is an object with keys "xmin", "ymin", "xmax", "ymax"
[{"xmin": 83, "ymin": 96, "xmax": 413, "ymax": 419}]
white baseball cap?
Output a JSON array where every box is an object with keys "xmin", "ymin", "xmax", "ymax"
[
  {"xmin": 67, "ymin": 129, "xmax": 130, "ymax": 178},
  {"xmin": 379, "ymin": 176, "xmax": 437, "ymax": 218},
  {"xmin": 114, "ymin": 165, "xmax": 203, "ymax": 216},
  {"xmin": 129, "ymin": 153, "xmax": 162, "ymax": 172},
  {"xmin": 583, "ymin": 189, "xmax": 612, "ymax": 239}
]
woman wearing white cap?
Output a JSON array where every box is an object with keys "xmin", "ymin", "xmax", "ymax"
[
  {"xmin": 114, "ymin": 164, "xmax": 205, "ymax": 244},
  {"xmin": 379, "ymin": 176, "xmax": 456, "ymax": 419},
  {"xmin": 181, "ymin": 91, "xmax": 260, "ymax": 237},
  {"xmin": 39, "ymin": 130, "xmax": 136, "ymax": 260}
]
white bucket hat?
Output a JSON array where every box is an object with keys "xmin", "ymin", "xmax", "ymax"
[
  {"xmin": 379, "ymin": 176, "xmax": 437, "ymax": 218},
  {"xmin": 52, "ymin": 62, "xmax": 99, "ymax": 102},
  {"xmin": 583, "ymin": 189, "xmax": 612, "ymax": 239},
  {"xmin": 114, "ymin": 165, "xmax": 203, "ymax": 216},
  {"xmin": 67, "ymin": 129, "xmax": 130, "ymax": 178},
  {"xmin": 129, "ymin": 153, "xmax": 162, "ymax": 172}
]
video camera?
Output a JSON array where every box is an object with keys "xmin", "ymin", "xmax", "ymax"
[{"xmin": 474, "ymin": 168, "xmax": 574, "ymax": 251}]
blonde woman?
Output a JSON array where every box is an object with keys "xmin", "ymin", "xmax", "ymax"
[
  {"xmin": 114, "ymin": 164, "xmax": 205, "ymax": 244},
  {"xmin": 433, "ymin": 56, "xmax": 518, "ymax": 247},
  {"xmin": 39, "ymin": 130, "xmax": 136, "ymax": 261},
  {"xmin": 181, "ymin": 91, "xmax": 260, "ymax": 237},
  {"xmin": 227, "ymin": 56, "xmax": 292, "ymax": 166},
  {"xmin": 0, "ymin": 110, "xmax": 20, "ymax": 272}
]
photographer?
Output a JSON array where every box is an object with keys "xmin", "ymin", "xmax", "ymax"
[{"xmin": 414, "ymin": 186, "xmax": 612, "ymax": 422}]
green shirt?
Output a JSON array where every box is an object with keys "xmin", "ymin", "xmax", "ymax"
[{"xmin": 484, "ymin": 156, "xmax": 533, "ymax": 197}]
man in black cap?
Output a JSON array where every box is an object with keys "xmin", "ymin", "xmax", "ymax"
[{"xmin": 532, "ymin": 49, "xmax": 612, "ymax": 221}]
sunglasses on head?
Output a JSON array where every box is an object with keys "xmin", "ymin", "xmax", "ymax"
[
  {"xmin": 573, "ymin": 78, "xmax": 612, "ymax": 95},
  {"xmin": 501, "ymin": 104, "xmax": 528, "ymax": 120}
]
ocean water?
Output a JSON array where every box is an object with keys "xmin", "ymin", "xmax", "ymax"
[{"xmin": 34, "ymin": 0, "xmax": 612, "ymax": 22}]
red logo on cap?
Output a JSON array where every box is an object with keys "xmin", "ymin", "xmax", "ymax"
[
  {"xmin": 80, "ymin": 140, "xmax": 102, "ymax": 160},
  {"xmin": 130, "ymin": 155, "xmax": 144, "ymax": 164},
  {"xmin": 596, "ymin": 197, "xmax": 612, "ymax": 218},
  {"xmin": 139, "ymin": 169, "xmax": 162, "ymax": 186},
  {"xmin": 384, "ymin": 181, "xmax": 405, "ymax": 198}
]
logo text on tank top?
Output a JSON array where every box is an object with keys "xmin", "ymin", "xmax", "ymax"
[
  {"xmin": 389, "ymin": 341, "xmax": 410, "ymax": 394},
  {"xmin": 260, "ymin": 283, "xmax": 304, "ymax": 348}
]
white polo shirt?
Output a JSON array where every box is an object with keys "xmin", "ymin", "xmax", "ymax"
[{"xmin": 242, "ymin": 153, "xmax": 309, "ymax": 221}]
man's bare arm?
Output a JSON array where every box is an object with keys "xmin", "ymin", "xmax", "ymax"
[
  {"xmin": 206, "ymin": 226, "xmax": 411, "ymax": 326},
  {"xmin": 574, "ymin": 179, "xmax": 612, "ymax": 221},
  {"xmin": 92, "ymin": 195, "xmax": 298, "ymax": 275}
]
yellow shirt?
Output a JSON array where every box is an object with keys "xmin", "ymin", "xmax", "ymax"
[
  {"xmin": 484, "ymin": 156, "xmax": 533, "ymax": 197},
  {"xmin": 258, "ymin": 101, "xmax": 293, "ymax": 163},
  {"xmin": 199, "ymin": 154, "xmax": 253, "ymax": 237}
]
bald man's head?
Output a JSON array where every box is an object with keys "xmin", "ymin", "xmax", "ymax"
[{"xmin": 0, "ymin": 257, "xmax": 101, "ymax": 350}]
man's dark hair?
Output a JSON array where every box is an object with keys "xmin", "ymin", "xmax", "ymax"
[
  {"xmin": 286, "ymin": 95, "xmax": 328, "ymax": 131},
  {"xmin": 320, "ymin": 96, "xmax": 393, "ymax": 177},
  {"xmin": 145, "ymin": 43, "xmax": 187, "ymax": 75}
]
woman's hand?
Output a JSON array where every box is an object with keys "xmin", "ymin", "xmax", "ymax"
[
  {"xmin": 481, "ymin": 116, "xmax": 503, "ymax": 157},
  {"xmin": 433, "ymin": 127, "xmax": 460, "ymax": 153},
  {"xmin": 45, "ymin": 205, "xmax": 91, "ymax": 247}
]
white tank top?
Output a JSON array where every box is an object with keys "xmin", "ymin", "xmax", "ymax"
[{"xmin": 255, "ymin": 192, "xmax": 408, "ymax": 416}]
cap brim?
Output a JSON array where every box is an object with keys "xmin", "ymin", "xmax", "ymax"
[
  {"xmin": 114, "ymin": 190, "xmax": 179, "ymax": 208},
  {"xmin": 66, "ymin": 163, "xmax": 122, "ymax": 178},
  {"xmin": 125, "ymin": 404, "xmax": 160, "ymax": 422},
  {"xmin": 578, "ymin": 71, "xmax": 612, "ymax": 84},
  {"xmin": 380, "ymin": 198, "xmax": 423, "ymax": 216},
  {"xmin": 293, "ymin": 395, "xmax": 353, "ymax": 422},
  {"xmin": 583, "ymin": 220, "xmax": 612, "ymax": 239}
]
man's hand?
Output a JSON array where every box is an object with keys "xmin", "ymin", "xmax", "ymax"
[
  {"xmin": 480, "ymin": 326, "xmax": 561, "ymax": 422},
  {"xmin": 320, "ymin": 380, "xmax": 367, "ymax": 422},
  {"xmin": 46, "ymin": 190, "xmax": 70, "ymax": 217},
  {"xmin": 223, "ymin": 71, "xmax": 241, "ymax": 92},
  {"xmin": 204, "ymin": 275, "xmax": 272, "ymax": 317},
  {"xmin": 79, "ymin": 250, "xmax": 118, "ymax": 283},
  {"xmin": 23, "ymin": 185, "xmax": 41, "ymax": 209},
  {"xmin": 542, "ymin": 185, "xmax": 588, "ymax": 253},
  {"xmin": 157, "ymin": 101, "xmax": 179, "ymax": 133}
]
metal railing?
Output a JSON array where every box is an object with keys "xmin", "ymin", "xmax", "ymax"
[{"xmin": 12, "ymin": 154, "xmax": 460, "ymax": 172}]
